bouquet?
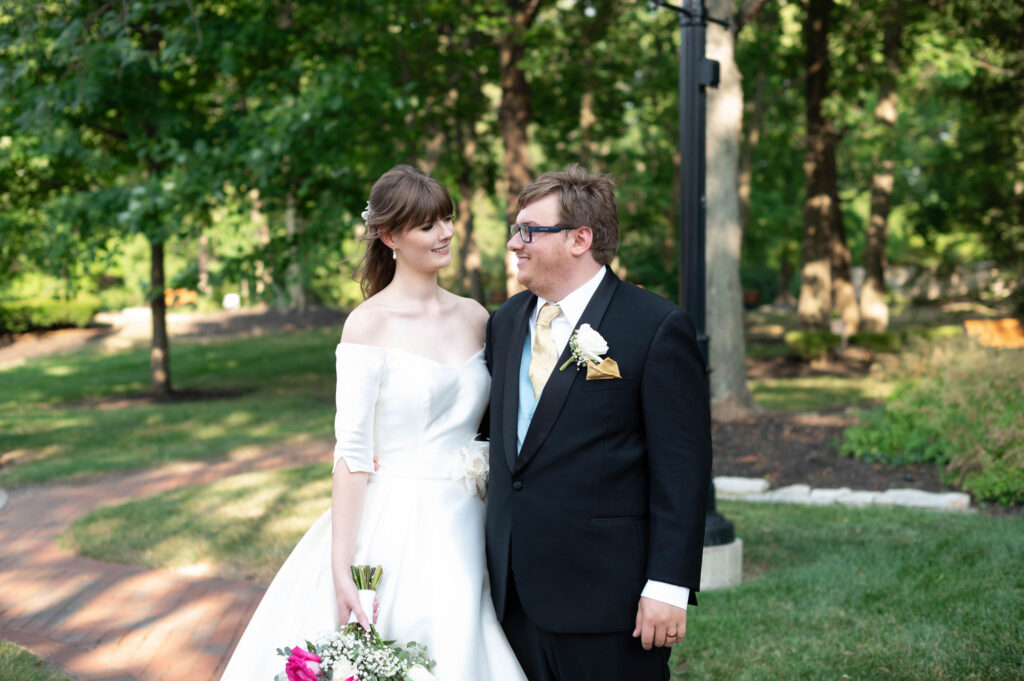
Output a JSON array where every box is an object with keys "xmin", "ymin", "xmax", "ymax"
[{"xmin": 275, "ymin": 566, "xmax": 436, "ymax": 681}]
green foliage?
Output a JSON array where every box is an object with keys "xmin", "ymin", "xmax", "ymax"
[
  {"xmin": 842, "ymin": 338, "xmax": 1024, "ymax": 504},
  {"xmin": 783, "ymin": 330, "xmax": 841, "ymax": 359},
  {"xmin": 750, "ymin": 374, "xmax": 894, "ymax": 412},
  {"xmin": 0, "ymin": 641, "xmax": 75, "ymax": 681},
  {"xmin": 0, "ymin": 296, "xmax": 99, "ymax": 335},
  {"xmin": 903, "ymin": 324, "xmax": 964, "ymax": 342},
  {"xmin": 848, "ymin": 331, "xmax": 902, "ymax": 353},
  {"xmin": 2, "ymin": 0, "xmax": 1021, "ymax": 316}
]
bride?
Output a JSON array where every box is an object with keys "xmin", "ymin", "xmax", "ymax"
[{"xmin": 219, "ymin": 165, "xmax": 527, "ymax": 681}]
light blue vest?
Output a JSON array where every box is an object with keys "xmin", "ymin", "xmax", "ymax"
[{"xmin": 517, "ymin": 335, "xmax": 539, "ymax": 453}]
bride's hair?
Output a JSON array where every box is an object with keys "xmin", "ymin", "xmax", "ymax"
[{"xmin": 355, "ymin": 165, "xmax": 455, "ymax": 299}]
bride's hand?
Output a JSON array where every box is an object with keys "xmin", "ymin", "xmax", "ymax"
[{"xmin": 336, "ymin": 577, "xmax": 373, "ymax": 630}]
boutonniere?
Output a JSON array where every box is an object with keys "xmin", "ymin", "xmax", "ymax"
[{"xmin": 559, "ymin": 324, "xmax": 622, "ymax": 380}]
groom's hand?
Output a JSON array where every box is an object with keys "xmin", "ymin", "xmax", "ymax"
[{"xmin": 632, "ymin": 596, "xmax": 687, "ymax": 650}]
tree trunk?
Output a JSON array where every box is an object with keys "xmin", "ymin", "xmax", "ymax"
[
  {"xmin": 149, "ymin": 240, "xmax": 172, "ymax": 397},
  {"xmin": 577, "ymin": 1, "xmax": 614, "ymax": 166},
  {"xmin": 198, "ymin": 233, "xmax": 212, "ymax": 297},
  {"xmin": 775, "ymin": 253, "xmax": 796, "ymax": 305},
  {"xmin": 828, "ymin": 140, "xmax": 859, "ymax": 336},
  {"xmin": 861, "ymin": 21, "xmax": 902, "ymax": 332},
  {"xmin": 705, "ymin": 0, "xmax": 758, "ymax": 418},
  {"xmin": 455, "ymin": 126, "xmax": 486, "ymax": 305},
  {"xmin": 738, "ymin": 67, "xmax": 766, "ymax": 233},
  {"xmin": 249, "ymin": 189, "xmax": 271, "ymax": 299},
  {"xmin": 797, "ymin": 0, "xmax": 834, "ymax": 330},
  {"xmin": 499, "ymin": 1, "xmax": 543, "ymax": 300},
  {"xmin": 285, "ymin": 191, "xmax": 306, "ymax": 311}
]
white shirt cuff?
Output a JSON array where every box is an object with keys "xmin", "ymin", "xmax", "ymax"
[{"xmin": 641, "ymin": 580, "xmax": 690, "ymax": 610}]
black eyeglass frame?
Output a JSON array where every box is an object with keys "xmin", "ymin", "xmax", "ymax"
[{"xmin": 508, "ymin": 224, "xmax": 578, "ymax": 243}]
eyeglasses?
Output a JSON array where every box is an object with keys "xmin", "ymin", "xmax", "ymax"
[{"xmin": 508, "ymin": 224, "xmax": 577, "ymax": 243}]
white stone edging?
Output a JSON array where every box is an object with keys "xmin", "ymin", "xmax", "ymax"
[
  {"xmin": 715, "ymin": 476, "xmax": 971, "ymax": 512},
  {"xmin": 0, "ymin": 488, "xmax": 7, "ymax": 513}
]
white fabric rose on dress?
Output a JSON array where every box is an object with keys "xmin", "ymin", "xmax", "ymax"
[
  {"xmin": 574, "ymin": 324, "xmax": 609, "ymax": 363},
  {"xmin": 460, "ymin": 439, "xmax": 489, "ymax": 501}
]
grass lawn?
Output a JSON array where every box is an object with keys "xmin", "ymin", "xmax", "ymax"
[
  {"xmin": 0, "ymin": 640, "xmax": 75, "ymax": 681},
  {"xmin": 65, "ymin": 471, "xmax": 1024, "ymax": 680},
  {"xmin": 0, "ymin": 328, "xmax": 340, "ymax": 487},
  {"xmin": 671, "ymin": 502, "xmax": 1024, "ymax": 681},
  {"xmin": 62, "ymin": 462, "xmax": 333, "ymax": 584},
  {"xmin": 750, "ymin": 374, "xmax": 895, "ymax": 412}
]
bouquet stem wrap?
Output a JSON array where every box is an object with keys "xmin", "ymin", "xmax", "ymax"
[{"xmin": 347, "ymin": 589, "xmax": 376, "ymax": 626}]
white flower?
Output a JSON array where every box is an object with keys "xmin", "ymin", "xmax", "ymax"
[
  {"xmin": 406, "ymin": 664, "xmax": 436, "ymax": 681},
  {"xmin": 460, "ymin": 439, "xmax": 489, "ymax": 500},
  {"xmin": 330, "ymin": 656, "xmax": 359, "ymax": 679},
  {"xmin": 361, "ymin": 201, "xmax": 372, "ymax": 223},
  {"xmin": 573, "ymin": 324, "xmax": 608, "ymax": 363}
]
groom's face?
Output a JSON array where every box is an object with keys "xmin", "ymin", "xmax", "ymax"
[{"xmin": 508, "ymin": 193, "xmax": 573, "ymax": 299}]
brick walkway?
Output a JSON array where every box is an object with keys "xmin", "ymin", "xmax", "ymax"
[{"xmin": 0, "ymin": 441, "xmax": 331, "ymax": 681}]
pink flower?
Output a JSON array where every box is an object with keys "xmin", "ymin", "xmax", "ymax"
[{"xmin": 284, "ymin": 646, "xmax": 322, "ymax": 681}]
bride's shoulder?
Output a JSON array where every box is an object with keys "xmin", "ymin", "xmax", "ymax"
[
  {"xmin": 442, "ymin": 289, "xmax": 489, "ymax": 323},
  {"xmin": 443, "ymin": 291, "xmax": 489, "ymax": 337},
  {"xmin": 339, "ymin": 301, "xmax": 390, "ymax": 346}
]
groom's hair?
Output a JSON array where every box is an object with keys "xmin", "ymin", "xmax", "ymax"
[{"xmin": 517, "ymin": 164, "xmax": 619, "ymax": 265}]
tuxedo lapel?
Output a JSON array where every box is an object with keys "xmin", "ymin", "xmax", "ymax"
[
  {"xmin": 502, "ymin": 293, "xmax": 535, "ymax": 472},
  {"xmin": 516, "ymin": 270, "xmax": 619, "ymax": 472}
]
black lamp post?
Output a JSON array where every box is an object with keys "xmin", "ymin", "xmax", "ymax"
[{"xmin": 654, "ymin": 0, "xmax": 735, "ymax": 548}]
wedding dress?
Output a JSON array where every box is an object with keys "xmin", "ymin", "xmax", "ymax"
[{"xmin": 219, "ymin": 343, "xmax": 526, "ymax": 681}]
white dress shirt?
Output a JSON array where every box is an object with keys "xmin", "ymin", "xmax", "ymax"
[{"xmin": 527, "ymin": 265, "xmax": 691, "ymax": 611}]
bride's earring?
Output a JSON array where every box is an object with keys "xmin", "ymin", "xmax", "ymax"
[{"xmin": 392, "ymin": 249, "xmax": 397, "ymax": 261}]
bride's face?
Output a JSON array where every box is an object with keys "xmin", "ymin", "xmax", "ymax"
[{"xmin": 392, "ymin": 215, "xmax": 455, "ymax": 273}]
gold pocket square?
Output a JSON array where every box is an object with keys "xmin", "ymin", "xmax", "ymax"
[{"xmin": 586, "ymin": 358, "xmax": 622, "ymax": 380}]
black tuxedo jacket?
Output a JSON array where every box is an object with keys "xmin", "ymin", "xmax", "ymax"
[{"xmin": 484, "ymin": 270, "xmax": 712, "ymax": 634}]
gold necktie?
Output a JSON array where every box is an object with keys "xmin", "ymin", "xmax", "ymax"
[{"xmin": 529, "ymin": 303, "xmax": 563, "ymax": 399}]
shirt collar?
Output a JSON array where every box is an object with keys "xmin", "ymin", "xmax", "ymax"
[{"xmin": 532, "ymin": 265, "xmax": 607, "ymax": 329}]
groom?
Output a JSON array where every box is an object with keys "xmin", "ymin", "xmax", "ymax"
[{"xmin": 484, "ymin": 165, "xmax": 712, "ymax": 680}]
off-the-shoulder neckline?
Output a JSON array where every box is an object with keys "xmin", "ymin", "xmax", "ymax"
[{"xmin": 337, "ymin": 342, "xmax": 485, "ymax": 369}]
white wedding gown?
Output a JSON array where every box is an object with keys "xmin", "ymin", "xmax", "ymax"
[{"xmin": 219, "ymin": 343, "xmax": 526, "ymax": 681}]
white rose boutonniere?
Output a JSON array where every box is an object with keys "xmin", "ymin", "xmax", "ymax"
[{"xmin": 559, "ymin": 323, "xmax": 622, "ymax": 380}]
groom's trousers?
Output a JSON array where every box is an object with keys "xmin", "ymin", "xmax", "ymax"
[{"xmin": 501, "ymin": 574, "xmax": 671, "ymax": 681}]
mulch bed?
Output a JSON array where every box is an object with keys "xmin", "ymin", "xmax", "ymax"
[{"xmin": 712, "ymin": 410, "xmax": 952, "ymax": 493}]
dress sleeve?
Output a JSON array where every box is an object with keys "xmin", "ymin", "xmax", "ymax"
[{"xmin": 332, "ymin": 344, "xmax": 385, "ymax": 475}]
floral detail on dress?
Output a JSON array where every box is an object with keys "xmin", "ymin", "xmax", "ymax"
[{"xmin": 460, "ymin": 439, "xmax": 489, "ymax": 501}]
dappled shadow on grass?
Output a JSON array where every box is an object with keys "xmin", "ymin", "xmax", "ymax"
[
  {"xmin": 0, "ymin": 327, "xmax": 341, "ymax": 487},
  {"xmin": 50, "ymin": 387, "xmax": 255, "ymax": 410},
  {"xmin": 0, "ymin": 393, "xmax": 334, "ymax": 487},
  {"xmin": 62, "ymin": 464, "xmax": 333, "ymax": 585}
]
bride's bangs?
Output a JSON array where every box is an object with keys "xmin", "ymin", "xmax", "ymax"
[{"xmin": 398, "ymin": 178, "xmax": 455, "ymax": 232}]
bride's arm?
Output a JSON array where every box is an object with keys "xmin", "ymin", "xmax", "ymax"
[{"xmin": 330, "ymin": 467, "xmax": 372, "ymax": 629}]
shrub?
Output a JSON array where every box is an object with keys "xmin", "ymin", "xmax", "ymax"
[
  {"xmin": 901, "ymin": 325, "xmax": 964, "ymax": 343},
  {"xmin": 0, "ymin": 296, "xmax": 100, "ymax": 335},
  {"xmin": 849, "ymin": 331, "xmax": 902, "ymax": 353},
  {"xmin": 841, "ymin": 337, "xmax": 1024, "ymax": 505},
  {"xmin": 784, "ymin": 331, "xmax": 841, "ymax": 360}
]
